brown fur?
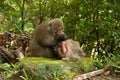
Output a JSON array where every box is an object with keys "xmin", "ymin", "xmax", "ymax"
[
  {"xmin": 29, "ymin": 18, "xmax": 67, "ymax": 58},
  {"xmin": 55, "ymin": 39, "xmax": 85, "ymax": 61}
]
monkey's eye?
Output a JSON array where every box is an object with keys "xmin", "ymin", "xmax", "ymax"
[{"xmin": 49, "ymin": 23, "xmax": 52, "ymax": 27}]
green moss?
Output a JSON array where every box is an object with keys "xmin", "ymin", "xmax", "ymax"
[
  {"xmin": 13, "ymin": 57, "xmax": 96, "ymax": 80},
  {"xmin": 19, "ymin": 57, "xmax": 65, "ymax": 65}
]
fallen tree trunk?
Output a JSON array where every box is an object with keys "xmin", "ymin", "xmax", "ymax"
[
  {"xmin": 0, "ymin": 46, "xmax": 24, "ymax": 63},
  {"xmin": 0, "ymin": 46, "xmax": 16, "ymax": 63},
  {"xmin": 73, "ymin": 67, "xmax": 108, "ymax": 80}
]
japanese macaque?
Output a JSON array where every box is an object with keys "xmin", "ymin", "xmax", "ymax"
[
  {"xmin": 54, "ymin": 39, "xmax": 85, "ymax": 62},
  {"xmin": 29, "ymin": 18, "xmax": 67, "ymax": 58}
]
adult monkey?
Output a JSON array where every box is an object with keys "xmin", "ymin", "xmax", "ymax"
[{"xmin": 29, "ymin": 18, "xmax": 67, "ymax": 58}]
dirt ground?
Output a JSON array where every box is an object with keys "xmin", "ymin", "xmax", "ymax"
[{"xmin": 88, "ymin": 74, "xmax": 120, "ymax": 80}]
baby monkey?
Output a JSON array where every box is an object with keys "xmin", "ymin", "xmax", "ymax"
[{"xmin": 54, "ymin": 39, "xmax": 85, "ymax": 62}]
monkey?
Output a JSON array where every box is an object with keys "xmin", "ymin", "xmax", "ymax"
[
  {"xmin": 54, "ymin": 39, "xmax": 85, "ymax": 62},
  {"xmin": 29, "ymin": 18, "xmax": 68, "ymax": 58}
]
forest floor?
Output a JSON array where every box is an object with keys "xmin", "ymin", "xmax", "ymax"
[
  {"xmin": 0, "ymin": 33, "xmax": 120, "ymax": 80},
  {"xmin": 89, "ymin": 74, "xmax": 120, "ymax": 80}
]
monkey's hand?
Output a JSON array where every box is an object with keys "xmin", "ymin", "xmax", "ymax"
[{"xmin": 62, "ymin": 58, "xmax": 70, "ymax": 62}]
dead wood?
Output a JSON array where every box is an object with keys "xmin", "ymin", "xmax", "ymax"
[
  {"xmin": 0, "ymin": 46, "xmax": 25, "ymax": 63},
  {"xmin": 0, "ymin": 31, "xmax": 31, "ymax": 63},
  {"xmin": 73, "ymin": 67, "xmax": 109, "ymax": 80},
  {"xmin": 13, "ymin": 47, "xmax": 24, "ymax": 60},
  {"xmin": 0, "ymin": 46, "xmax": 15, "ymax": 59}
]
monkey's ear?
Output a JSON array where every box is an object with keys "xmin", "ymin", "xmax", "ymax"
[
  {"xmin": 48, "ymin": 23, "xmax": 52, "ymax": 30},
  {"xmin": 48, "ymin": 26, "xmax": 51, "ymax": 31},
  {"xmin": 48, "ymin": 22, "xmax": 52, "ymax": 27}
]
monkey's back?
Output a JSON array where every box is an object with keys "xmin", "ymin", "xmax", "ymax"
[{"xmin": 65, "ymin": 39, "xmax": 85, "ymax": 56}]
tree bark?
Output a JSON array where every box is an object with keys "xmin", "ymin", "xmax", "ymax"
[{"xmin": 21, "ymin": 0, "xmax": 25, "ymax": 30}]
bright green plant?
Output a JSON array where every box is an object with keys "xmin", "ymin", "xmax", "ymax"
[
  {"xmin": 38, "ymin": 65, "xmax": 65, "ymax": 80},
  {"xmin": 20, "ymin": 69, "xmax": 33, "ymax": 80},
  {"xmin": 0, "ymin": 63, "xmax": 18, "ymax": 79},
  {"xmin": 93, "ymin": 54, "xmax": 120, "ymax": 74}
]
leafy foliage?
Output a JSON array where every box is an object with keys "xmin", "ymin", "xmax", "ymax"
[{"xmin": 1, "ymin": 0, "xmax": 120, "ymax": 76}]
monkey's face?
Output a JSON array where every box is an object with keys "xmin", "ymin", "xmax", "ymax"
[
  {"xmin": 48, "ymin": 19, "xmax": 68, "ymax": 42},
  {"xmin": 61, "ymin": 41, "xmax": 68, "ymax": 53},
  {"xmin": 48, "ymin": 21, "xmax": 64, "ymax": 36}
]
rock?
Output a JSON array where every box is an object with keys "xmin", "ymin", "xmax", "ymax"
[{"xmin": 9, "ymin": 57, "xmax": 96, "ymax": 80}]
